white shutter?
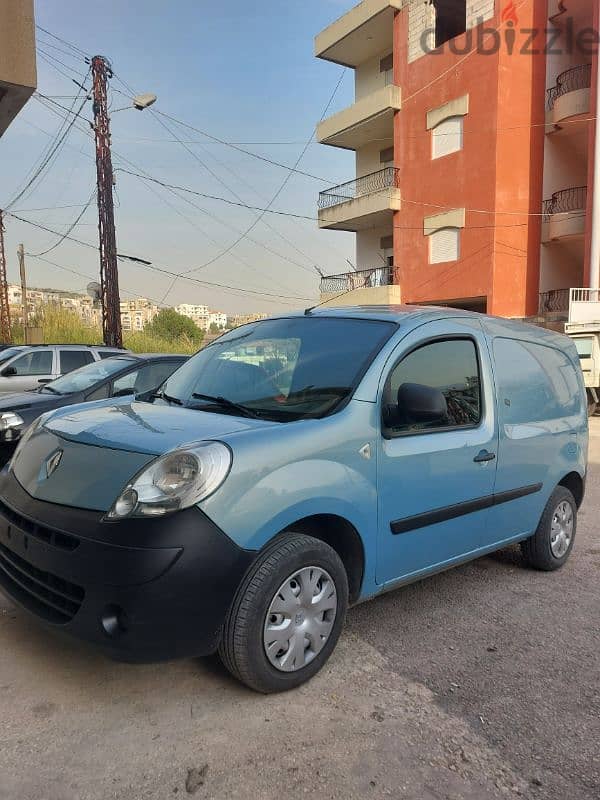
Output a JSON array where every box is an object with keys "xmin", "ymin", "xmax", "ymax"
[
  {"xmin": 429, "ymin": 228, "xmax": 460, "ymax": 264},
  {"xmin": 432, "ymin": 116, "xmax": 463, "ymax": 159}
]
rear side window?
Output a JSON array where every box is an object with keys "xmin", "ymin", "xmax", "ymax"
[
  {"xmin": 9, "ymin": 350, "xmax": 53, "ymax": 376},
  {"xmin": 383, "ymin": 338, "xmax": 481, "ymax": 435},
  {"xmin": 493, "ymin": 338, "xmax": 580, "ymax": 423},
  {"xmin": 59, "ymin": 350, "xmax": 94, "ymax": 374}
]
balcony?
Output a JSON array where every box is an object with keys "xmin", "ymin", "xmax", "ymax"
[
  {"xmin": 542, "ymin": 187, "xmax": 587, "ymax": 242},
  {"xmin": 317, "ymin": 85, "xmax": 401, "ymax": 150},
  {"xmin": 566, "ymin": 288, "xmax": 600, "ymax": 331},
  {"xmin": 539, "ymin": 288, "xmax": 570, "ymax": 318},
  {"xmin": 319, "ymin": 266, "xmax": 401, "ymax": 306},
  {"xmin": 315, "ymin": 0, "xmax": 402, "ymax": 67},
  {"xmin": 547, "ymin": 64, "xmax": 592, "ymax": 127},
  {"xmin": 318, "ymin": 167, "xmax": 401, "ymax": 231}
]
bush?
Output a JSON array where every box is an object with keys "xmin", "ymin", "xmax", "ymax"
[
  {"xmin": 144, "ymin": 308, "xmax": 204, "ymax": 346},
  {"xmin": 11, "ymin": 307, "xmax": 202, "ymax": 355}
]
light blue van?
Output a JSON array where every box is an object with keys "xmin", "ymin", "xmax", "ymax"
[{"xmin": 0, "ymin": 307, "xmax": 587, "ymax": 692}]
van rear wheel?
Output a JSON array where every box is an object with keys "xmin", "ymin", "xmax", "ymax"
[
  {"xmin": 521, "ymin": 486, "xmax": 577, "ymax": 571},
  {"xmin": 219, "ymin": 533, "xmax": 348, "ymax": 693}
]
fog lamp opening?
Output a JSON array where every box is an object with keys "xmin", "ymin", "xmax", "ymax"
[{"xmin": 101, "ymin": 605, "xmax": 128, "ymax": 638}]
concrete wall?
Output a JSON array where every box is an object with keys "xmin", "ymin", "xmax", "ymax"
[
  {"xmin": 355, "ymin": 51, "xmax": 391, "ymax": 99},
  {"xmin": 357, "ymin": 227, "xmax": 393, "ymax": 267},
  {"xmin": 0, "ymin": 0, "xmax": 36, "ymax": 136}
]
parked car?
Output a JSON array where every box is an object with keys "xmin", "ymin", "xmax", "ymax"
[
  {"xmin": 0, "ymin": 344, "xmax": 129, "ymax": 393},
  {"xmin": 0, "ymin": 353, "xmax": 188, "ymax": 455},
  {"xmin": 0, "ymin": 307, "xmax": 587, "ymax": 693},
  {"xmin": 0, "ymin": 346, "xmax": 32, "ymax": 367}
]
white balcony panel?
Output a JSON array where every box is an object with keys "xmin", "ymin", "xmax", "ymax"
[{"xmin": 317, "ymin": 85, "xmax": 401, "ymax": 150}]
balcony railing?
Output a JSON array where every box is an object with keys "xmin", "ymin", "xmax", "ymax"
[
  {"xmin": 542, "ymin": 186, "xmax": 587, "ymax": 222},
  {"xmin": 539, "ymin": 288, "xmax": 570, "ymax": 314},
  {"xmin": 320, "ymin": 266, "xmax": 393, "ymax": 294},
  {"xmin": 546, "ymin": 64, "xmax": 592, "ymax": 110},
  {"xmin": 318, "ymin": 167, "xmax": 400, "ymax": 211}
]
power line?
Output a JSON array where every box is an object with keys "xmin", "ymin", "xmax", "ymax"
[
  {"xmin": 180, "ymin": 68, "xmax": 346, "ymax": 276},
  {"xmin": 117, "ymin": 169, "xmax": 316, "ymax": 220},
  {"xmin": 35, "ymin": 25, "xmax": 90, "ymax": 58},
  {"xmin": 29, "ymin": 189, "xmax": 96, "ymax": 257},
  {"xmin": 6, "ymin": 212, "xmax": 313, "ymax": 302}
]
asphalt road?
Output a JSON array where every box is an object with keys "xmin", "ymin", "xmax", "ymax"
[{"xmin": 0, "ymin": 424, "xmax": 599, "ymax": 800}]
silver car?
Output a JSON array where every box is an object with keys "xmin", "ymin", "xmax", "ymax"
[{"xmin": 0, "ymin": 344, "xmax": 128, "ymax": 393}]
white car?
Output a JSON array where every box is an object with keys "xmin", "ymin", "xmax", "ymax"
[{"xmin": 0, "ymin": 344, "xmax": 128, "ymax": 393}]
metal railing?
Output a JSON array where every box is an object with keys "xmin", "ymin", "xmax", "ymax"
[
  {"xmin": 539, "ymin": 288, "xmax": 570, "ymax": 314},
  {"xmin": 542, "ymin": 186, "xmax": 587, "ymax": 222},
  {"xmin": 571, "ymin": 288, "xmax": 600, "ymax": 304},
  {"xmin": 320, "ymin": 266, "xmax": 393, "ymax": 294},
  {"xmin": 546, "ymin": 63, "xmax": 592, "ymax": 110},
  {"xmin": 318, "ymin": 167, "xmax": 400, "ymax": 210}
]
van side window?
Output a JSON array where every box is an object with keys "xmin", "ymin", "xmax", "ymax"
[
  {"xmin": 493, "ymin": 338, "xmax": 580, "ymax": 423},
  {"xmin": 383, "ymin": 338, "xmax": 481, "ymax": 435}
]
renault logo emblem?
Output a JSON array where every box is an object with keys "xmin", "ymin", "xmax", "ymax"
[{"xmin": 45, "ymin": 450, "xmax": 63, "ymax": 478}]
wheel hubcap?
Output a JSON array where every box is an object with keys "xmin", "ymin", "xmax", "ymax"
[
  {"xmin": 550, "ymin": 500, "xmax": 574, "ymax": 558},
  {"xmin": 263, "ymin": 566, "xmax": 337, "ymax": 673}
]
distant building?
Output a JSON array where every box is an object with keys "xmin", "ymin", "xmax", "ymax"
[
  {"xmin": 228, "ymin": 313, "xmax": 268, "ymax": 329},
  {"xmin": 120, "ymin": 298, "xmax": 159, "ymax": 332},
  {"xmin": 208, "ymin": 311, "xmax": 228, "ymax": 330},
  {"xmin": 176, "ymin": 304, "xmax": 228, "ymax": 331}
]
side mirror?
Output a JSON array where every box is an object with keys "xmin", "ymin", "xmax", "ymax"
[
  {"xmin": 1, "ymin": 366, "xmax": 17, "ymax": 377},
  {"xmin": 397, "ymin": 383, "xmax": 448, "ymax": 426},
  {"xmin": 112, "ymin": 388, "xmax": 135, "ymax": 398}
]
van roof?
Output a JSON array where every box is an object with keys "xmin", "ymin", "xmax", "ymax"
[{"xmin": 275, "ymin": 305, "xmax": 572, "ymax": 347}]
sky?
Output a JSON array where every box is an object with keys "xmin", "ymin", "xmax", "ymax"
[{"xmin": 1, "ymin": 0, "xmax": 359, "ymax": 315}]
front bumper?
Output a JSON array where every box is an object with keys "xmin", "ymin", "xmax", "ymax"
[{"xmin": 0, "ymin": 469, "xmax": 255, "ymax": 662}]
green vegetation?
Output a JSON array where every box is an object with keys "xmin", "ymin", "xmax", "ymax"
[
  {"xmin": 144, "ymin": 308, "xmax": 204, "ymax": 346},
  {"xmin": 12, "ymin": 307, "xmax": 201, "ymax": 355}
]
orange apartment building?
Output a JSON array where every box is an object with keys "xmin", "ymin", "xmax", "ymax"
[{"xmin": 315, "ymin": 0, "xmax": 599, "ymax": 328}]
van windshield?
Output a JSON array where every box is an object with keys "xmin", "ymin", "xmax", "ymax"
[{"xmin": 157, "ymin": 316, "xmax": 396, "ymax": 421}]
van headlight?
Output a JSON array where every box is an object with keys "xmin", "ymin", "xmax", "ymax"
[{"xmin": 106, "ymin": 441, "xmax": 232, "ymax": 520}]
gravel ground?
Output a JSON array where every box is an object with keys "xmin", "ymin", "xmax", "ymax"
[{"xmin": 0, "ymin": 422, "xmax": 598, "ymax": 800}]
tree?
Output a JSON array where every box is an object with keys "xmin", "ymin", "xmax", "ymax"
[
  {"xmin": 145, "ymin": 308, "xmax": 203, "ymax": 346},
  {"xmin": 209, "ymin": 322, "xmax": 223, "ymax": 334}
]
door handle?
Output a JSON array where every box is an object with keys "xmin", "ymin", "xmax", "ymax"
[{"xmin": 474, "ymin": 450, "xmax": 496, "ymax": 463}]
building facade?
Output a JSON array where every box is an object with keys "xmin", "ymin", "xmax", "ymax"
[
  {"xmin": 316, "ymin": 0, "xmax": 599, "ymax": 324},
  {"xmin": 0, "ymin": 0, "xmax": 36, "ymax": 137},
  {"xmin": 175, "ymin": 304, "xmax": 228, "ymax": 331},
  {"xmin": 119, "ymin": 298, "xmax": 159, "ymax": 332}
]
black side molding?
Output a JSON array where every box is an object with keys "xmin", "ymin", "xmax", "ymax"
[{"xmin": 391, "ymin": 483, "xmax": 543, "ymax": 535}]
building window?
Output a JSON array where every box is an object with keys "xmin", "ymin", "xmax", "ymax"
[
  {"xmin": 433, "ymin": 0, "xmax": 467, "ymax": 48},
  {"xmin": 432, "ymin": 115, "xmax": 463, "ymax": 159},
  {"xmin": 429, "ymin": 227, "xmax": 461, "ymax": 264}
]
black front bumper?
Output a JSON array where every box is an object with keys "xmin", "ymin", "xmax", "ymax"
[{"xmin": 0, "ymin": 469, "xmax": 255, "ymax": 662}]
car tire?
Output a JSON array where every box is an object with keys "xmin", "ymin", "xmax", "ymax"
[
  {"xmin": 219, "ymin": 533, "xmax": 348, "ymax": 693},
  {"xmin": 521, "ymin": 485, "xmax": 577, "ymax": 571}
]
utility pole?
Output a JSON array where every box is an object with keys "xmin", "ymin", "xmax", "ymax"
[
  {"xmin": 17, "ymin": 244, "xmax": 28, "ymax": 344},
  {"xmin": 0, "ymin": 212, "xmax": 11, "ymax": 344},
  {"xmin": 91, "ymin": 55, "xmax": 122, "ymax": 348}
]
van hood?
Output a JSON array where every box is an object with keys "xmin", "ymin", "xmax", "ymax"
[
  {"xmin": 43, "ymin": 398, "xmax": 275, "ymax": 455},
  {"xmin": 11, "ymin": 399, "xmax": 278, "ymax": 511}
]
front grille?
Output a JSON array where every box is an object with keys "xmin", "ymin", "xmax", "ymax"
[
  {"xmin": 0, "ymin": 499, "xmax": 79, "ymax": 551},
  {"xmin": 0, "ymin": 541, "xmax": 84, "ymax": 623}
]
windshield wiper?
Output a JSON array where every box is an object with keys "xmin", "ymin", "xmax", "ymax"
[
  {"xmin": 40, "ymin": 385, "xmax": 61, "ymax": 395},
  {"xmin": 150, "ymin": 390, "xmax": 183, "ymax": 406},
  {"xmin": 191, "ymin": 392, "xmax": 260, "ymax": 419}
]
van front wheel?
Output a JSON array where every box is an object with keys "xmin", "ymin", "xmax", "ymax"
[
  {"xmin": 521, "ymin": 486, "xmax": 577, "ymax": 571},
  {"xmin": 219, "ymin": 534, "xmax": 348, "ymax": 693}
]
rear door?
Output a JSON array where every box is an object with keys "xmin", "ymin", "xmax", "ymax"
[
  {"xmin": 58, "ymin": 349, "xmax": 95, "ymax": 376},
  {"xmin": 376, "ymin": 318, "xmax": 498, "ymax": 585},
  {"xmin": 484, "ymin": 336, "xmax": 582, "ymax": 546}
]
